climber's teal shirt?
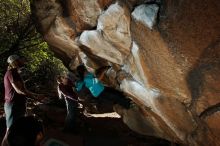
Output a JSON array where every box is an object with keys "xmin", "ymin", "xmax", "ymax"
[{"xmin": 76, "ymin": 72, "xmax": 104, "ymax": 97}]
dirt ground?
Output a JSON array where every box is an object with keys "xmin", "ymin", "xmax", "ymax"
[{"xmin": 0, "ymin": 102, "xmax": 178, "ymax": 146}]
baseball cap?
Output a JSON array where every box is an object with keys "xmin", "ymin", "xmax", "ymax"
[{"xmin": 7, "ymin": 54, "xmax": 20, "ymax": 64}]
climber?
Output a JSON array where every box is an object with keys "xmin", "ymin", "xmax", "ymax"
[
  {"xmin": 75, "ymin": 64, "xmax": 131, "ymax": 109},
  {"xmin": 56, "ymin": 74, "xmax": 80, "ymax": 133}
]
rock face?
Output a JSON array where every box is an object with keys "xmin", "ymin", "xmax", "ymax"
[{"xmin": 31, "ymin": 0, "xmax": 220, "ymax": 145}]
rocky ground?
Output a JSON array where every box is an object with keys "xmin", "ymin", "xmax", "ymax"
[{"xmin": 0, "ymin": 99, "xmax": 179, "ymax": 146}]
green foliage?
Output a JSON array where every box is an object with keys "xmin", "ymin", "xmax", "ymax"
[
  {"xmin": 0, "ymin": 0, "xmax": 33, "ymax": 53},
  {"xmin": 0, "ymin": 0, "xmax": 43, "ymax": 77},
  {"xmin": 0, "ymin": 0, "xmax": 67, "ymax": 97},
  {"xmin": 26, "ymin": 53, "xmax": 67, "ymax": 94},
  {"xmin": 21, "ymin": 42, "xmax": 65, "ymax": 72},
  {"xmin": 21, "ymin": 43, "xmax": 67, "ymax": 94}
]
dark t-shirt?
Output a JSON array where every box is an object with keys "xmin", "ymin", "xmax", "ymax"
[
  {"xmin": 58, "ymin": 82, "xmax": 78, "ymax": 101},
  {"xmin": 4, "ymin": 68, "xmax": 26, "ymax": 104}
]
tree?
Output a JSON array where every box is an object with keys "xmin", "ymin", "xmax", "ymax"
[
  {"xmin": 0, "ymin": 0, "xmax": 43, "ymax": 58},
  {"xmin": 0, "ymin": 0, "xmax": 67, "ymax": 98},
  {"xmin": 0, "ymin": 0, "xmax": 43, "ymax": 80}
]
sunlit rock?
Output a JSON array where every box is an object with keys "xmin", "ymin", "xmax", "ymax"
[
  {"xmin": 31, "ymin": 0, "xmax": 62, "ymax": 33},
  {"xmin": 44, "ymin": 16, "xmax": 80, "ymax": 58},
  {"xmin": 97, "ymin": 2, "xmax": 132, "ymax": 55},
  {"xmin": 67, "ymin": 0, "xmax": 102, "ymax": 27},
  {"xmin": 114, "ymin": 104, "xmax": 178, "ymax": 141},
  {"xmin": 120, "ymin": 78, "xmax": 196, "ymax": 142},
  {"xmin": 131, "ymin": 16, "xmax": 191, "ymax": 105},
  {"xmin": 79, "ymin": 30, "xmax": 124, "ymax": 64},
  {"xmin": 132, "ymin": 4, "xmax": 159, "ymax": 29},
  {"xmin": 79, "ymin": 2, "xmax": 132, "ymax": 64},
  {"xmin": 124, "ymin": 42, "xmax": 149, "ymax": 88}
]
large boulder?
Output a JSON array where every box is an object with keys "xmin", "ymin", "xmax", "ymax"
[{"xmin": 31, "ymin": 0, "xmax": 220, "ymax": 145}]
